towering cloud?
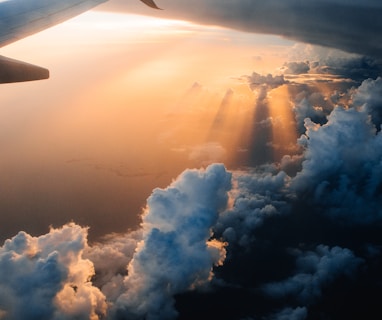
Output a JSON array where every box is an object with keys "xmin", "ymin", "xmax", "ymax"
[
  {"xmin": 292, "ymin": 104, "xmax": 382, "ymax": 224},
  {"xmin": 111, "ymin": 164, "xmax": 231, "ymax": 319}
]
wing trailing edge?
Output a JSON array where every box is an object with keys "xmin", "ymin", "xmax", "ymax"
[{"xmin": 0, "ymin": 55, "xmax": 49, "ymax": 83}]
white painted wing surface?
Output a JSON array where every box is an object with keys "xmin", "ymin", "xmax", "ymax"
[{"xmin": 0, "ymin": 0, "xmax": 107, "ymax": 83}]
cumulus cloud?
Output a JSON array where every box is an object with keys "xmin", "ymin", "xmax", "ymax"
[
  {"xmin": 352, "ymin": 76, "xmax": 382, "ymax": 129},
  {"xmin": 248, "ymin": 72, "xmax": 288, "ymax": 91},
  {"xmin": 292, "ymin": 105, "xmax": 382, "ymax": 224},
  {"xmin": 84, "ymin": 230, "xmax": 142, "ymax": 302},
  {"xmin": 111, "ymin": 164, "xmax": 232, "ymax": 319},
  {"xmin": 215, "ymin": 168, "xmax": 290, "ymax": 248},
  {"xmin": 282, "ymin": 61, "xmax": 310, "ymax": 75},
  {"xmin": 0, "ymin": 165, "xmax": 232, "ymax": 320},
  {"xmin": 192, "ymin": 70, "xmax": 382, "ymax": 318},
  {"xmin": 0, "ymin": 224, "xmax": 106, "ymax": 320},
  {"xmin": 263, "ymin": 245, "xmax": 363, "ymax": 304}
]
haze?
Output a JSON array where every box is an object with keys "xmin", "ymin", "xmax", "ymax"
[{"xmin": 0, "ymin": 11, "xmax": 293, "ymax": 241}]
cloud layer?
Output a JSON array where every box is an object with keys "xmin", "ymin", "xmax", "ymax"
[
  {"xmin": 3, "ymin": 70, "xmax": 382, "ymax": 318},
  {"xmin": 2, "ymin": 15, "xmax": 382, "ymax": 317}
]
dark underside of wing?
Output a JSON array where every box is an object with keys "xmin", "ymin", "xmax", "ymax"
[{"xmin": 0, "ymin": 55, "xmax": 49, "ymax": 83}]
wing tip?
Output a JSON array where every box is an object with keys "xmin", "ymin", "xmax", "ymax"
[
  {"xmin": 140, "ymin": 0, "xmax": 162, "ymax": 10},
  {"xmin": 0, "ymin": 55, "xmax": 49, "ymax": 84}
]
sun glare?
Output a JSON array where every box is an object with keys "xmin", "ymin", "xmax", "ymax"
[
  {"xmin": 0, "ymin": 6, "xmax": 298, "ymax": 239},
  {"xmin": 66, "ymin": 11, "xmax": 196, "ymax": 35}
]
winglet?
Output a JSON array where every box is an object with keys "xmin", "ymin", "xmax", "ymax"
[
  {"xmin": 0, "ymin": 55, "xmax": 49, "ymax": 84},
  {"xmin": 139, "ymin": 0, "xmax": 162, "ymax": 10}
]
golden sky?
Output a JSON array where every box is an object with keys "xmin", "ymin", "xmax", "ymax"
[{"xmin": 0, "ymin": 11, "xmax": 295, "ymax": 241}]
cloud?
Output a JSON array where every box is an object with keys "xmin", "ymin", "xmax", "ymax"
[
  {"xmin": 215, "ymin": 168, "xmax": 290, "ymax": 248},
  {"xmin": 352, "ymin": 76, "xmax": 382, "ymax": 129},
  {"xmin": 106, "ymin": 0, "xmax": 382, "ymax": 58},
  {"xmin": 248, "ymin": 72, "xmax": 288, "ymax": 91},
  {"xmin": 111, "ymin": 164, "xmax": 232, "ymax": 319},
  {"xmin": 0, "ymin": 224, "xmax": 106, "ymax": 320},
  {"xmin": 84, "ymin": 230, "xmax": 142, "ymax": 301},
  {"xmin": 184, "ymin": 69, "xmax": 382, "ymax": 318},
  {"xmin": 282, "ymin": 61, "xmax": 310, "ymax": 75},
  {"xmin": 267, "ymin": 306, "xmax": 308, "ymax": 320},
  {"xmin": 0, "ymin": 165, "xmax": 232, "ymax": 320},
  {"xmin": 2, "ymin": 28, "xmax": 382, "ymax": 319},
  {"xmin": 286, "ymin": 45, "xmax": 382, "ymax": 82},
  {"xmin": 263, "ymin": 245, "xmax": 363, "ymax": 304},
  {"xmin": 292, "ymin": 105, "xmax": 382, "ymax": 224}
]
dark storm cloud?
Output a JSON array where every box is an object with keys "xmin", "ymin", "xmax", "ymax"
[
  {"xmin": 292, "ymin": 95, "xmax": 327, "ymax": 134},
  {"xmin": 305, "ymin": 53, "xmax": 382, "ymax": 82},
  {"xmin": 107, "ymin": 0, "xmax": 382, "ymax": 58},
  {"xmin": 215, "ymin": 169, "xmax": 290, "ymax": 248},
  {"xmin": 267, "ymin": 306, "xmax": 307, "ymax": 320},
  {"xmin": 263, "ymin": 245, "xmax": 363, "ymax": 304}
]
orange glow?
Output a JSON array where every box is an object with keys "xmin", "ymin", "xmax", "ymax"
[
  {"xmin": 267, "ymin": 84, "xmax": 299, "ymax": 160},
  {"xmin": 0, "ymin": 11, "xmax": 295, "ymax": 239}
]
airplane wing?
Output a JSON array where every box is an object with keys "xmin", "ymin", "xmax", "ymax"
[
  {"xmin": 0, "ymin": 0, "xmax": 160, "ymax": 83},
  {"xmin": 140, "ymin": 0, "xmax": 162, "ymax": 10},
  {"xmin": 0, "ymin": 0, "xmax": 108, "ymax": 49}
]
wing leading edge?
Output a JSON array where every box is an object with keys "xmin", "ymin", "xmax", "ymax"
[{"xmin": 0, "ymin": 0, "xmax": 161, "ymax": 83}]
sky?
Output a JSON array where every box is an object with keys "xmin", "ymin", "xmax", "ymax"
[{"xmin": 1, "ymin": 1, "xmax": 382, "ymax": 319}]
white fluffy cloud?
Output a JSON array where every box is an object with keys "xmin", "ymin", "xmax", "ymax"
[
  {"xmin": 292, "ymin": 103, "xmax": 382, "ymax": 224},
  {"xmin": 0, "ymin": 224, "xmax": 106, "ymax": 320},
  {"xmin": 0, "ymin": 165, "xmax": 232, "ymax": 320},
  {"xmin": 111, "ymin": 164, "xmax": 232, "ymax": 319}
]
